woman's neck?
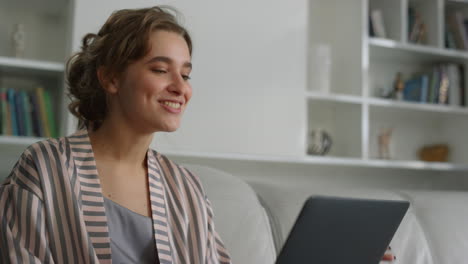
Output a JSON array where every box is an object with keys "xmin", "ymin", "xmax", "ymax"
[{"xmin": 88, "ymin": 119, "xmax": 154, "ymax": 168}]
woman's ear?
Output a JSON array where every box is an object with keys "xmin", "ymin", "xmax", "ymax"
[{"xmin": 97, "ymin": 66, "xmax": 119, "ymax": 94}]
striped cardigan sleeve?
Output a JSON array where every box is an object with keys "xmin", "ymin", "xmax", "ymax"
[
  {"xmin": 204, "ymin": 196, "xmax": 231, "ymax": 264},
  {"xmin": 176, "ymin": 164, "xmax": 231, "ymax": 264},
  {"xmin": 0, "ymin": 150, "xmax": 55, "ymax": 264}
]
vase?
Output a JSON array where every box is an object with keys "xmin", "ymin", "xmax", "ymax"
[
  {"xmin": 12, "ymin": 23, "xmax": 26, "ymax": 58},
  {"xmin": 307, "ymin": 128, "xmax": 332, "ymax": 156}
]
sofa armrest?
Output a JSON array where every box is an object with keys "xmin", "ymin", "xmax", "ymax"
[{"xmin": 184, "ymin": 164, "xmax": 277, "ymax": 264}]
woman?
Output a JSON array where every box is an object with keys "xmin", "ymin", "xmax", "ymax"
[{"xmin": 0, "ymin": 6, "xmax": 231, "ymax": 264}]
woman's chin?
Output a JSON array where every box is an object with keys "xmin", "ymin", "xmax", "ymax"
[{"xmin": 157, "ymin": 123, "xmax": 181, "ymax": 133}]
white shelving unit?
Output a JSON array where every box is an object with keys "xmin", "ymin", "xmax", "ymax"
[
  {"xmin": 306, "ymin": 0, "xmax": 468, "ymax": 170},
  {"xmin": 0, "ymin": 0, "xmax": 72, "ymax": 154}
]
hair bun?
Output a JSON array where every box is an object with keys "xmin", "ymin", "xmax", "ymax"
[{"xmin": 82, "ymin": 33, "xmax": 98, "ymax": 50}]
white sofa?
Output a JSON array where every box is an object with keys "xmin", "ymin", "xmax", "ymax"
[{"xmin": 188, "ymin": 164, "xmax": 468, "ymax": 264}]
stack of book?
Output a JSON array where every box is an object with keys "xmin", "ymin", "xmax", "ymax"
[
  {"xmin": 0, "ymin": 87, "xmax": 57, "ymax": 138},
  {"xmin": 401, "ymin": 63, "xmax": 465, "ymax": 106},
  {"xmin": 446, "ymin": 11, "xmax": 468, "ymax": 50}
]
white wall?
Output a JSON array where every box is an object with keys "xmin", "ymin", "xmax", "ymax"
[{"xmin": 69, "ymin": 0, "xmax": 308, "ymax": 156}]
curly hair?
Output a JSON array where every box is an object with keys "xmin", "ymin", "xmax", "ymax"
[{"xmin": 66, "ymin": 6, "xmax": 192, "ymax": 130}]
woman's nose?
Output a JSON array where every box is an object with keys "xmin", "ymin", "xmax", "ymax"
[{"xmin": 168, "ymin": 73, "xmax": 186, "ymax": 95}]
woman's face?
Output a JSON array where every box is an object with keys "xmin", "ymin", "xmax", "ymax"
[{"xmin": 109, "ymin": 30, "xmax": 192, "ymax": 133}]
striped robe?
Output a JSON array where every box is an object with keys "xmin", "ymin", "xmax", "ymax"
[{"xmin": 0, "ymin": 129, "xmax": 231, "ymax": 264}]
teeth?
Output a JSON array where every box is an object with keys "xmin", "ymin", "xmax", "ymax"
[{"xmin": 163, "ymin": 101, "xmax": 181, "ymax": 109}]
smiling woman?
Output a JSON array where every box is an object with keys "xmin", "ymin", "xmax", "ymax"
[{"xmin": 0, "ymin": 6, "xmax": 231, "ymax": 264}]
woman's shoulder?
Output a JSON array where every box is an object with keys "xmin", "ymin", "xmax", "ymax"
[
  {"xmin": 18, "ymin": 136, "xmax": 71, "ymax": 165},
  {"xmin": 24, "ymin": 129, "xmax": 89, "ymax": 159},
  {"xmin": 0, "ymin": 138, "xmax": 63, "ymax": 199}
]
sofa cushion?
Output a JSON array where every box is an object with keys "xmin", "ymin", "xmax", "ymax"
[
  {"xmin": 184, "ymin": 164, "xmax": 276, "ymax": 264},
  {"xmin": 398, "ymin": 190, "xmax": 468, "ymax": 264},
  {"xmin": 247, "ymin": 180, "xmax": 433, "ymax": 264}
]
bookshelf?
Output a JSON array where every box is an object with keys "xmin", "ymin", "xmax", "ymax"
[
  {"xmin": 307, "ymin": 0, "xmax": 468, "ymax": 170},
  {"xmin": 0, "ymin": 0, "xmax": 72, "ymax": 151}
]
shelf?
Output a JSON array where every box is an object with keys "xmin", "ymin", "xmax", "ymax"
[
  {"xmin": 0, "ymin": 56, "xmax": 64, "ymax": 72},
  {"xmin": 0, "ymin": 135, "xmax": 45, "ymax": 146},
  {"xmin": 446, "ymin": 0, "xmax": 468, "ymax": 7},
  {"xmin": 365, "ymin": 159, "xmax": 468, "ymax": 171},
  {"xmin": 163, "ymin": 150, "xmax": 468, "ymax": 171},
  {"xmin": 367, "ymin": 97, "xmax": 468, "ymax": 115},
  {"xmin": 306, "ymin": 92, "xmax": 364, "ymax": 104},
  {"xmin": 369, "ymin": 37, "xmax": 468, "ymax": 63}
]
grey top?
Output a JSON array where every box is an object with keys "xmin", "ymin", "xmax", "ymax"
[{"xmin": 103, "ymin": 197, "xmax": 159, "ymax": 264}]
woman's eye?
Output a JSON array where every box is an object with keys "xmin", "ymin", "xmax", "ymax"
[
  {"xmin": 182, "ymin": 75, "xmax": 191, "ymax": 81},
  {"xmin": 152, "ymin": 69, "xmax": 167, "ymax": 74}
]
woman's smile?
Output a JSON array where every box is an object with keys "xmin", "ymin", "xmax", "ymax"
[{"xmin": 160, "ymin": 100, "xmax": 183, "ymax": 113}]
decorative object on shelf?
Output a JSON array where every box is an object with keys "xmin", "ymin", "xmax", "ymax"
[
  {"xmin": 310, "ymin": 44, "xmax": 332, "ymax": 94},
  {"xmin": 408, "ymin": 7, "xmax": 427, "ymax": 44},
  {"xmin": 378, "ymin": 128, "xmax": 393, "ymax": 160},
  {"xmin": 446, "ymin": 11, "xmax": 468, "ymax": 50},
  {"xmin": 370, "ymin": 9, "xmax": 386, "ymax": 38},
  {"xmin": 377, "ymin": 86, "xmax": 393, "ymax": 99},
  {"xmin": 307, "ymin": 128, "xmax": 332, "ymax": 156},
  {"xmin": 393, "ymin": 72, "xmax": 405, "ymax": 100},
  {"xmin": 418, "ymin": 144, "xmax": 450, "ymax": 162},
  {"xmin": 11, "ymin": 23, "xmax": 26, "ymax": 58}
]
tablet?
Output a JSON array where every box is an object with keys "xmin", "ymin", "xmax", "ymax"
[{"xmin": 276, "ymin": 195, "xmax": 409, "ymax": 264}]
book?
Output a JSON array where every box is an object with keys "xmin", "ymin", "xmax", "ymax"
[
  {"xmin": 5, "ymin": 99, "xmax": 12, "ymax": 135},
  {"xmin": 36, "ymin": 87, "xmax": 50, "ymax": 137},
  {"xmin": 420, "ymin": 75, "xmax": 429, "ymax": 102},
  {"xmin": 43, "ymin": 90, "xmax": 56, "ymax": 138},
  {"xmin": 446, "ymin": 29, "xmax": 457, "ymax": 49},
  {"xmin": 0, "ymin": 89, "xmax": 3, "ymax": 134},
  {"xmin": 15, "ymin": 90, "xmax": 26, "ymax": 136},
  {"xmin": 1, "ymin": 88, "xmax": 12, "ymax": 135},
  {"xmin": 29, "ymin": 91, "xmax": 43, "ymax": 137},
  {"xmin": 370, "ymin": 9, "xmax": 386, "ymax": 38},
  {"xmin": 7, "ymin": 88, "xmax": 18, "ymax": 136},
  {"xmin": 428, "ymin": 67, "xmax": 438, "ymax": 103},
  {"xmin": 403, "ymin": 77, "xmax": 422, "ymax": 102},
  {"xmin": 459, "ymin": 64, "xmax": 466, "ymax": 106},
  {"xmin": 447, "ymin": 63, "xmax": 461, "ymax": 106},
  {"xmin": 408, "ymin": 7, "xmax": 415, "ymax": 37},
  {"xmin": 0, "ymin": 88, "xmax": 5, "ymax": 135},
  {"xmin": 447, "ymin": 12, "xmax": 468, "ymax": 50},
  {"xmin": 438, "ymin": 65, "xmax": 450, "ymax": 104},
  {"xmin": 369, "ymin": 15, "xmax": 375, "ymax": 37},
  {"xmin": 21, "ymin": 91, "xmax": 34, "ymax": 137}
]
